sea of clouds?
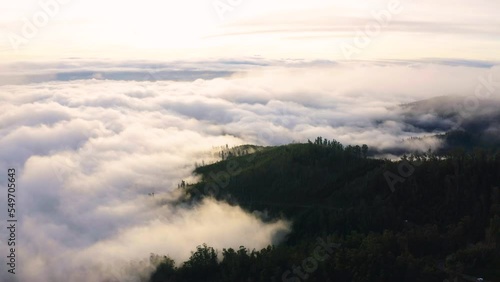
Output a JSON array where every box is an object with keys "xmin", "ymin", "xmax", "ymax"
[{"xmin": 0, "ymin": 58, "xmax": 499, "ymax": 281}]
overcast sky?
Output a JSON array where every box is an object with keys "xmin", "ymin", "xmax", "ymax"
[{"xmin": 1, "ymin": 0, "xmax": 499, "ymax": 62}]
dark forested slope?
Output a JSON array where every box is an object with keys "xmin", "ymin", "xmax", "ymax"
[{"xmin": 151, "ymin": 138, "xmax": 500, "ymax": 282}]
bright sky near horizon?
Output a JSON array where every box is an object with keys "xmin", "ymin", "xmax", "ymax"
[{"xmin": 0, "ymin": 0, "xmax": 499, "ymax": 62}]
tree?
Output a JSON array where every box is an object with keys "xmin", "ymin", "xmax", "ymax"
[
  {"xmin": 180, "ymin": 244, "xmax": 219, "ymax": 281},
  {"xmin": 150, "ymin": 254, "xmax": 176, "ymax": 282},
  {"xmin": 354, "ymin": 145, "xmax": 362, "ymax": 158},
  {"xmin": 362, "ymin": 144, "xmax": 368, "ymax": 159}
]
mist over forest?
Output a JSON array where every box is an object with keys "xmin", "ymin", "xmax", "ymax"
[
  {"xmin": 1, "ymin": 0, "xmax": 500, "ymax": 281},
  {"xmin": 0, "ymin": 60, "xmax": 499, "ymax": 281}
]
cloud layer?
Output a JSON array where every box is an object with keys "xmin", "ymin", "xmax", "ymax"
[{"xmin": 0, "ymin": 59, "xmax": 499, "ymax": 281}]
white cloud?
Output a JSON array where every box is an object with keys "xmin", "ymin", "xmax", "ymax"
[{"xmin": 0, "ymin": 60, "xmax": 499, "ymax": 281}]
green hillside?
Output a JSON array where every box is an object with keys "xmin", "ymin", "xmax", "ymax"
[{"xmin": 151, "ymin": 138, "xmax": 500, "ymax": 282}]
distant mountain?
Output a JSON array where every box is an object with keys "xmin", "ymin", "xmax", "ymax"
[
  {"xmin": 372, "ymin": 95, "xmax": 500, "ymax": 156},
  {"xmin": 400, "ymin": 95, "xmax": 500, "ymax": 134}
]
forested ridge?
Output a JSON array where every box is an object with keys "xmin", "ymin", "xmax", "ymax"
[{"xmin": 150, "ymin": 137, "xmax": 500, "ymax": 282}]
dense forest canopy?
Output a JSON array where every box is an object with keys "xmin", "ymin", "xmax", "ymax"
[{"xmin": 150, "ymin": 136, "xmax": 500, "ymax": 282}]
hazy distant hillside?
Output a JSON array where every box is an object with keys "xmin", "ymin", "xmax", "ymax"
[
  {"xmin": 400, "ymin": 95, "xmax": 500, "ymax": 134},
  {"xmin": 372, "ymin": 96, "xmax": 500, "ymax": 156}
]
